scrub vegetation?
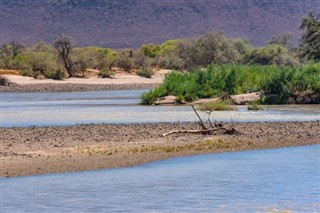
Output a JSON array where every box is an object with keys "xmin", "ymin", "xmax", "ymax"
[
  {"xmin": 141, "ymin": 64, "xmax": 320, "ymax": 104},
  {"xmin": 0, "ymin": 12, "xmax": 319, "ymax": 104}
]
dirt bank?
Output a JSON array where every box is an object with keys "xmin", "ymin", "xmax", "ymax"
[
  {"xmin": 0, "ymin": 82, "xmax": 159, "ymax": 92},
  {"xmin": 0, "ymin": 72, "xmax": 165, "ymax": 92},
  {"xmin": 1, "ymin": 121, "xmax": 319, "ymax": 177}
]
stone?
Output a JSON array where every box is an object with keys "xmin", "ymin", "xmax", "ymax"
[
  {"xmin": 230, "ymin": 92, "xmax": 261, "ymax": 105},
  {"xmin": 0, "ymin": 76, "xmax": 17, "ymax": 86},
  {"xmin": 154, "ymin": 95, "xmax": 177, "ymax": 105}
]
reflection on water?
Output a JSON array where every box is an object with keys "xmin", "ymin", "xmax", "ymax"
[
  {"xmin": 2, "ymin": 145, "xmax": 319, "ymax": 212},
  {"xmin": 1, "ymin": 90, "xmax": 320, "ymax": 127}
]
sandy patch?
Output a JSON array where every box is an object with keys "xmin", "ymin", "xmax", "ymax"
[
  {"xmin": 2, "ymin": 73, "xmax": 164, "ymax": 85},
  {"xmin": 0, "ymin": 69, "xmax": 171, "ymax": 92},
  {"xmin": 1, "ymin": 121, "xmax": 319, "ymax": 177}
]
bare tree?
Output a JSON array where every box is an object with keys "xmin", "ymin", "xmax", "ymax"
[{"xmin": 54, "ymin": 35, "xmax": 75, "ymax": 77}]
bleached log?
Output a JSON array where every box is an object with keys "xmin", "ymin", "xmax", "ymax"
[{"xmin": 162, "ymin": 128, "xmax": 228, "ymax": 137}]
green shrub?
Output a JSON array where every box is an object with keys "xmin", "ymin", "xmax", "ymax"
[
  {"xmin": 8, "ymin": 55, "xmax": 32, "ymax": 71},
  {"xmin": 117, "ymin": 50, "xmax": 133, "ymax": 72},
  {"xmin": 98, "ymin": 69, "xmax": 114, "ymax": 78},
  {"xmin": 44, "ymin": 68, "xmax": 65, "ymax": 80},
  {"xmin": 137, "ymin": 66, "xmax": 154, "ymax": 78},
  {"xmin": 175, "ymin": 95, "xmax": 185, "ymax": 103},
  {"xmin": 141, "ymin": 64, "xmax": 320, "ymax": 104},
  {"xmin": 20, "ymin": 69, "xmax": 34, "ymax": 77},
  {"xmin": 247, "ymin": 101, "xmax": 263, "ymax": 110},
  {"xmin": 141, "ymin": 85, "xmax": 167, "ymax": 105},
  {"xmin": 199, "ymin": 100, "xmax": 232, "ymax": 111},
  {"xmin": 244, "ymin": 44, "xmax": 299, "ymax": 67}
]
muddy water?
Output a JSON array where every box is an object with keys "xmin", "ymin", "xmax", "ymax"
[{"xmin": 1, "ymin": 90, "xmax": 320, "ymax": 127}]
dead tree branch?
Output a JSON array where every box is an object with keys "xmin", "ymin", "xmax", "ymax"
[
  {"xmin": 162, "ymin": 104, "xmax": 239, "ymax": 137},
  {"xmin": 192, "ymin": 105, "xmax": 207, "ymax": 129}
]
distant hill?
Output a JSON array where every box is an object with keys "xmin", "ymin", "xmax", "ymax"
[{"xmin": 1, "ymin": 0, "xmax": 319, "ymax": 48}]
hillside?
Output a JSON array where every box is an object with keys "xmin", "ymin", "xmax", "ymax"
[{"xmin": 1, "ymin": 0, "xmax": 319, "ymax": 48}]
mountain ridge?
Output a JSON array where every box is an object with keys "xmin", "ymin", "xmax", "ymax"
[{"xmin": 1, "ymin": 0, "xmax": 319, "ymax": 48}]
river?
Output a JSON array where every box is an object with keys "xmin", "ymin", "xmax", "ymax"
[
  {"xmin": 2, "ymin": 145, "xmax": 319, "ymax": 212},
  {"xmin": 1, "ymin": 89, "xmax": 320, "ymax": 127},
  {"xmin": 1, "ymin": 90, "xmax": 319, "ymax": 212}
]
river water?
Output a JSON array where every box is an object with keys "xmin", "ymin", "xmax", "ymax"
[
  {"xmin": 1, "ymin": 90, "xmax": 320, "ymax": 127},
  {"xmin": 1, "ymin": 90, "xmax": 319, "ymax": 212},
  {"xmin": 2, "ymin": 145, "xmax": 319, "ymax": 212}
]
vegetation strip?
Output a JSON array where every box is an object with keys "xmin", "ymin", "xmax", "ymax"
[{"xmin": 141, "ymin": 64, "xmax": 320, "ymax": 105}]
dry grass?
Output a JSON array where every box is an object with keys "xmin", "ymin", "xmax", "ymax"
[
  {"xmin": 127, "ymin": 139, "xmax": 240, "ymax": 154},
  {"xmin": 63, "ymin": 140, "xmax": 238, "ymax": 157},
  {"xmin": 198, "ymin": 100, "xmax": 233, "ymax": 111},
  {"xmin": 0, "ymin": 69, "xmax": 21, "ymax": 75}
]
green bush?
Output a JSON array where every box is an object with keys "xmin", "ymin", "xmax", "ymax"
[
  {"xmin": 98, "ymin": 69, "xmax": 114, "ymax": 78},
  {"xmin": 8, "ymin": 55, "xmax": 32, "ymax": 71},
  {"xmin": 117, "ymin": 50, "xmax": 133, "ymax": 72},
  {"xmin": 199, "ymin": 100, "xmax": 232, "ymax": 111},
  {"xmin": 20, "ymin": 69, "xmax": 34, "ymax": 77},
  {"xmin": 247, "ymin": 101, "xmax": 263, "ymax": 110},
  {"xmin": 141, "ymin": 85, "xmax": 167, "ymax": 105},
  {"xmin": 244, "ymin": 44, "xmax": 299, "ymax": 67},
  {"xmin": 141, "ymin": 64, "xmax": 320, "ymax": 104},
  {"xmin": 173, "ymin": 33, "xmax": 240, "ymax": 70},
  {"xmin": 44, "ymin": 69, "xmax": 65, "ymax": 80},
  {"xmin": 137, "ymin": 67, "xmax": 154, "ymax": 78}
]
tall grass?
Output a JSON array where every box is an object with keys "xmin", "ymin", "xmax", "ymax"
[
  {"xmin": 141, "ymin": 64, "xmax": 320, "ymax": 104},
  {"xmin": 198, "ymin": 100, "xmax": 233, "ymax": 111},
  {"xmin": 141, "ymin": 85, "xmax": 167, "ymax": 105}
]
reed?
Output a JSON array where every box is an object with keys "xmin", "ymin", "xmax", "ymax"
[{"xmin": 141, "ymin": 64, "xmax": 320, "ymax": 104}]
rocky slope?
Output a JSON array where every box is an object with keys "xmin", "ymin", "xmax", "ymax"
[{"xmin": 1, "ymin": 0, "xmax": 319, "ymax": 48}]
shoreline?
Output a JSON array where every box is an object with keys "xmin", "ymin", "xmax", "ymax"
[
  {"xmin": 0, "ymin": 73, "xmax": 164, "ymax": 92},
  {"xmin": 0, "ymin": 82, "xmax": 159, "ymax": 93},
  {"xmin": 1, "ymin": 121, "xmax": 319, "ymax": 178}
]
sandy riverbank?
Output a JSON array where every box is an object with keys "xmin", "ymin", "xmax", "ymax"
[
  {"xmin": 1, "ymin": 121, "xmax": 319, "ymax": 177},
  {"xmin": 0, "ymin": 71, "xmax": 167, "ymax": 92}
]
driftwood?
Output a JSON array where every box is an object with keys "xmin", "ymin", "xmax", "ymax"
[
  {"xmin": 162, "ymin": 127, "xmax": 239, "ymax": 137},
  {"xmin": 162, "ymin": 104, "xmax": 239, "ymax": 137},
  {"xmin": 162, "ymin": 127, "xmax": 227, "ymax": 137}
]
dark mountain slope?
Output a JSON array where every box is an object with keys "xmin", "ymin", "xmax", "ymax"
[{"xmin": 1, "ymin": 0, "xmax": 319, "ymax": 48}]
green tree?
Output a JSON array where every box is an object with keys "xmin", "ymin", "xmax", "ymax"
[
  {"xmin": 31, "ymin": 41, "xmax": 55, "ymax": 53},
  {"xmin": 29, "ymin": 52, "xmax": 58, "ymax": 76},
  {"xmin": 132, "ymin": 50, "xmax": 151, "ymax": 68},
  {"xmin": 300, "ymin": 12, "xmax": 320, "ymax": 62},
  {"xmin": 268, "ymin": 32, "xmax": 294, "ymax": 49},
  {"xmin": 175, "ymin": 32, "xmax": 240, "ymax": 70},
  {"xmin": 0, "ymin": 41, "xmax": 26, "ymax": 68},
  {"xmin": 245, "ymin": 44, "xmax": 299, "ymax": 67},
  {"xmin": 9, "ymin": 41, "xmax": 26, "ymax": 59},
  {"xmin": 117, "ymin": 50, "xmax": 133, "ymax": 72},
  {"xmin": 0, "ymin": 44, "xmax": 12, "ymax": 68},
  {"xmin": 140, "ymin": 44, "xmax": 160, "ymax": 58},
  {"xmin": 97, "ymin": 48, "xmax": 117, "ymax": 70}
]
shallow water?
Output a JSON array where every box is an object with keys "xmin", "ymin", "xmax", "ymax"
[
  {"xmin": 1, "ymin": 90, "xmax": 320, "ymax": 127},
  {"xmin": 2, "ymin": 145, "xmax": 319, "ymax": 212}
]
